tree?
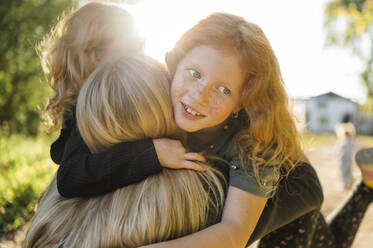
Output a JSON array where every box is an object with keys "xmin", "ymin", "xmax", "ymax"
[
  {"xmin": 0, "ymin": 0, "xmax": 74, "ymax": 135},
  {"xmin": 324, "ymin": 0, "xmax": 373, "ymax": 101}
]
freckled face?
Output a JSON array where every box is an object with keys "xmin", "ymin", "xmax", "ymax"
[{"xmin": 171, "ymin": 45, "xmax": 245, "ymax": 132}]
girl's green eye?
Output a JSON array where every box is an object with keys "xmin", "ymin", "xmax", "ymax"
[
  {"xmin": 217, "ymin": 85, "xmax": 231, "ymax": 95},
  {"xmin": 188, "ymin": 69, "xmax": 201, "ymax": 79}
]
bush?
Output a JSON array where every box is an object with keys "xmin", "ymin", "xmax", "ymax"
[
  {"xmin": 0, "ymin": 0, "xmax": 74, "ymax": 135},
  {"xmin": 0, "ymin": 133, "xmax": 57, "ymax": 236}
]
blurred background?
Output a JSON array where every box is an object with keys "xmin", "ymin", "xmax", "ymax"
[{"xmin": 1, "ymin": 0, "xmax": 373, "ymax": 247}]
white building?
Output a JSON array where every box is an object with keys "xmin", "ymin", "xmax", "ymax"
[{"xmin": 305, "ymin": 92, "xmax": 358, "ymax": 133}]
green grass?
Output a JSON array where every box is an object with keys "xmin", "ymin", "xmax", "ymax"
[
  {"xmin": 301, "ymin": 133, "xmax": 336, "ymax": 152},
  {"xmin": 355, "ymin": 135, "xmax": 373, "ymax": 147},
  {"xmin": 301, "ymin": 133, "xmax": 373, "ymax": 152},
  {"xmin": 0, "ymin": 133, "xmax": 57, "ymax": 237}
]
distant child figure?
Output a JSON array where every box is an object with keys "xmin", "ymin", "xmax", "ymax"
[{"xmin": 335, "ymin": 123, "xmax": 357, "ymax": 190}]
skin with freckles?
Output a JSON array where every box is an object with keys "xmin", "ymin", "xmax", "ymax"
[{"xmin": 171, "ymin": 45, "xmax": 245, "ymax": 132}]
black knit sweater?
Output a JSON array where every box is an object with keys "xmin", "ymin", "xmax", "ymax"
[{"xmin": 51, "ymin": 113, "xmax": 162, "ymax": 198}]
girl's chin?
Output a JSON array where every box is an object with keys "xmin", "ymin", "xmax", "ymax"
[
  {"xmin": 175, "ymin": 118, "xmax": 203, "ymax": 133},
  {"xmin": 178, "ymin": 124, "xmax": 201, "ymax": 133}
]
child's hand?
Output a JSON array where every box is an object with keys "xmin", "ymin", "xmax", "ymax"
[{"xmin": 153, "ymin": 138, "xmax": 206, "ymax": 172}]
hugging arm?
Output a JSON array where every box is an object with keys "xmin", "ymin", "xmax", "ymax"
[
  {"xmin": 54, "ymin": 124, "xmax": 162, "ymax": 198},
  {"xmin": 53, "ymin": 118, "xmax": 205, "ymax": 198},
  {"xmin": 142, "ymin": 186, "xmax": 267, "ymax": 248},
  {"xmin": 140, "ymin": 158, "xmax": 274, "ymax": 248}
]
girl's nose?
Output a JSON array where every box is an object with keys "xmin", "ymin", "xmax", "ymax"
[{"xmin": 190, "ymin": 82, "xmax": 211, "ymax": 106}]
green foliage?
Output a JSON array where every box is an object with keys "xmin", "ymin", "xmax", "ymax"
[
  {"xmin": 0, "ymin": 133, "xmax": 57, "ymax": 237},
  {"xmin": 325, "ymin": 0, "xmax": 373, "ymax": 47},
  {"xmin": 82, "ymin": 0, "xmax": 142, "ymax": 4},
  {"xmin": 0, "ymin": 0, "xmax": 74, "ymax": 135},
  {"xmin": 359, "ymin": 94, "xmax": 373, "ymax": 112},
  {"xmin": 301, "ymin": 132, "xmax": 373, "ymax": 152},
  {"xmin": 325, "ymin": 0, "xmax": 373, "ymax": 101}
]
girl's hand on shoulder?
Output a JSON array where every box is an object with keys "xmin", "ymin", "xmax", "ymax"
[{"xmin": 153, "ymin": 138, "xmax": 206, "ymax": 172}]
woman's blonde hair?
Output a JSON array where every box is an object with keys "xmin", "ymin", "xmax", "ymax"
[
  {"xmin": 40, "ymin": 1, "xmax": 144, "ymax": 129},
  {"xmin": 24, "ymin": 55, "xmax": 225, "ymax": 248},
  {"xmin": 166, "ymin": 12, "xmax": 305, "ymax": 188}
]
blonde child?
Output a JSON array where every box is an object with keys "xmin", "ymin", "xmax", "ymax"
[{"xmin": 335, "ymin": 122, "xmax": 357, "ymax": 189}]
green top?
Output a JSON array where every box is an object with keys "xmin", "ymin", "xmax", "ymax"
[
  {"xmin": 187, "ymin": 110, "xmax": 280, "ymax": 199},
  {"xmin": 228, "ymin": 156, "xmax": 280, "ymax": 198}
]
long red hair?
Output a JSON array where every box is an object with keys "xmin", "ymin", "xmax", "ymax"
[{"xmin": 166, "ymin": 12, "xmax": 305, "ymax": 188}]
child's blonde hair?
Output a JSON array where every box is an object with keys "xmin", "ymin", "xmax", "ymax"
[
  {"xmin": 24, "ymin": 55, "xmax": 225, "ymax": 248},
  {"xmin": 40, "ymin": 1, "xmax": 144, "ymax": 128}
]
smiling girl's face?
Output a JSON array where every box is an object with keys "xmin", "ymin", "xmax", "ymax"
[{"xmin": 171, "ymin": 45, "xmax": 245, "ymax": 132}]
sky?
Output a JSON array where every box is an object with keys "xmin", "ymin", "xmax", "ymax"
[{"xmin": 126, "ymin": 0, "xmax": 367, "ymax": 102}]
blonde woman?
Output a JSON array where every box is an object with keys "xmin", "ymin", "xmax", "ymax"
[{"xmin": 24, "ymin": 54, "xmax": 226, "ymax": 248}]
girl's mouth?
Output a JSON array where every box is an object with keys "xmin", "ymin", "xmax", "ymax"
[{"xmin": 181, "ymin": 102, "xmax": 205, "ymax": 120}]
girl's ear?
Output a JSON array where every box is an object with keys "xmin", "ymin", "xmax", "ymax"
[
  {"xmin": 165, "ymin": 51, "xmax": 181, "ymax": 76},
  {"xmin": 232, "ymin": 106, "xmax": 242, "ymax": 119},
  {"xmin": 233, "ymin": 104, "xmax": 243, "ymax": 115},
  {"xmin": 165, "ymin": 51, "xmax": 173, "ymax": 72}
]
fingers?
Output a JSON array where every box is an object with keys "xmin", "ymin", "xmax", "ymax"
[
  {"xmin": 182, "ymin": 160, "xmax": 206, "ymax": 172},
  {"xmin": 153, "ymin": 138, "xmax": 207, "ymax": 172},
  {"xmin": 184, "ymin": 153, "xmax": 207, "ymax": 171},
  {"xmin": 184, "ymin": 152, "xmax": 206, "ymax": 163}
]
